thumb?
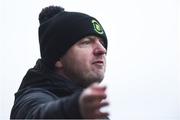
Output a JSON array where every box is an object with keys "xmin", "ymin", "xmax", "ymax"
[{"xmin": 90, "ymin": 83, "xmax": 107, "ymax": 92}]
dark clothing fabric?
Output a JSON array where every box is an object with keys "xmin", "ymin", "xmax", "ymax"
[{"xmin": 10, "ymin": 59, "xmax": 84, "ymax": 119}]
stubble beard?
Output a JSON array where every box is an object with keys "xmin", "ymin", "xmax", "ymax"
[
  {"xmin": 81, "ymin": 71, "xmax": 105, "ymax": 87},
  {"xmin": 64, "ymin": 66, "xmax": 105, "ymax": 88}
]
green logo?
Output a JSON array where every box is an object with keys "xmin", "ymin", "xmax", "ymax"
[{"xmin": 91, "ymin": 19, "xmax": 104, "ymax": 34}]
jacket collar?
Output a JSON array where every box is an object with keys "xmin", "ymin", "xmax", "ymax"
[{"xmin": 18, "ymin": 59, "xmax": 83, "ymax": 94}]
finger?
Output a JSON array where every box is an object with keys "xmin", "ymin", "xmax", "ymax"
[
  {"xmin": 82, "ymin": 85, "xmax": 107, "ymax": 102},
  {"xmin": 85, "ymin": 98, "xmax": 109, "ymax": 110},
  {"xmin": 84, "ymin": 92, "xmax": 107, "ymax": 102},
  {"xmin": 90, "ymin": 100, "xmax": 109, "ymax": 110},
  {"xmin": 94, "ymin": 110, "xmax": 109, "ymax": 119},
  {"xmin": 97, "ymin": 100, "xmax": 109, "ymax": 108},
  {"xmin": 91, "ymin": 83, "xmax": 107, "ymax": 92}
]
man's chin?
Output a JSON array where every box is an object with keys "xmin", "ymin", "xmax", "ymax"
[{"xmin": 83, "ymin": 77, "xmax": 104, "ymax": 88}]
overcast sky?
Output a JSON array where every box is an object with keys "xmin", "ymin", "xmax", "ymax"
[{"xmin": 0, "ymin": 0, "xmax": 180, "ymax": 120}]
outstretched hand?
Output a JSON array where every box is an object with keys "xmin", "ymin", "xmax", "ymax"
[{"xmin": 79, "ymin": 83, "xmax": 109, "ymax": 119}]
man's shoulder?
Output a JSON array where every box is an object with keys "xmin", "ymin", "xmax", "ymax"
[{"xmin": 15, "ymin": 87, "xmax": 58, "ymax": 102}]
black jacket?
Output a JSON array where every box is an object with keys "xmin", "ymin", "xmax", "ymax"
[{"xmin": 10, "ymin": 59, "xmax": 83, "ymax": 119}]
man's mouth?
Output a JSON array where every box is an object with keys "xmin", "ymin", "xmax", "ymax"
[{"xmin": 92, "ymin": 60, "xmax": 104, "ymax": 66}]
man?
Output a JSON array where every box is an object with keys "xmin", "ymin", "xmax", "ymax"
[{"xmin": 10, "ymin": 5, "xmax": 109, "ymax": 119}]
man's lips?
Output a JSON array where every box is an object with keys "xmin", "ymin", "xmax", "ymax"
[{"xmin": 92, "ymin": 60, "xmax": 104, "ymax": 65}]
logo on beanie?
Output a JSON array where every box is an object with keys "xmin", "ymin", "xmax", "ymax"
[{"xmin": 92, "ymin": 20, "xmax": 104, "ymax": 34}]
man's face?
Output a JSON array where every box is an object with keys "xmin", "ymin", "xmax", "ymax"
[{"xmin": 58, "ymin": 35, "xmax": 107, "ymax": 87}]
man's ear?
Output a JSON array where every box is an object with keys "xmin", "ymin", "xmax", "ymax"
[{"xmin": 55, "ymin": 59, "xmax": 63, "ymax": 69}]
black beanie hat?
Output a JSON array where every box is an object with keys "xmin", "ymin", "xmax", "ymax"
[{"xmin": 38, "ymin": 6, "xmax": 108, "ymax": 68}]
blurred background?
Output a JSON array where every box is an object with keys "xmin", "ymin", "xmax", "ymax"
[{"xmin": 0, "ymin": 0, "xmax": 179, "ymax": 119}]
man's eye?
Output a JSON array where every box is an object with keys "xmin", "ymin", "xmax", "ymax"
[
  {"xmin": 81, "ymin": 39, "xmax": 91, "ymax": 45},
  {"xmin": 99, "ymin": 40, "xmax": 105, "ymax": 46}
]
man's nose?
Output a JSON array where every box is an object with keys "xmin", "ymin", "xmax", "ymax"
[{"xmin": 93, "ymin": 40, "xmax": 107, "ymax": 56}]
